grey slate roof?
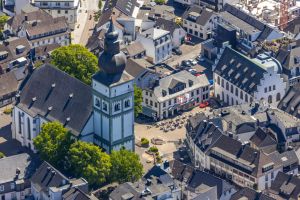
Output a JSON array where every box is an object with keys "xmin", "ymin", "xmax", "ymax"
[
  {"xmin": 182, "ymin": 6, "xmax": 215, "ymax": 26},
  {"xmin": 92, "ymin": 70, "xmax": 133, "ymax": 87},
  {"xmin": 116, "ymin": 0, "xmax": 140, "ymax": 16},
  {"xmin": 278, "ymin": 84, "xmax": 300, "ymax": 118},
  {"xmin": 124, "ymin": 58, "xmax": 152, "ymax": 78},
  {"xmin": 249, "ymin": 128, "xmax": 277, "ymax": 149},
  {"xmin": 0, "ymin": 71, "xmax": 18, "ymax": 97},
  {"xmin": 122, "ymin": 42, "xmax": 145, "ymax": 57},
  {"xmin": 230, "ymin": 187, "xmax": 275, "ymax": 200},
  {"xmin": 155, "ymin": 18, "xmax": 182, "ymax": 33},
  {"xmin": 269, "ymin": 171, "xmax": 300, "ymax": 200},
  {"xmin": 0, "ymin": 153, "xmax": 37, "ymax": 184},
  {"xmin": 63, "ymin": 188, "xmax": 97, "ymax": 200},
  {"xmin": 31, "ymin": 161, "xmax": 69, "ymax": 194},
  {"xmin": 17, "ymin": 64, "xmax": 93, "ymax": 136},
  {"xmin": 220, "ymin": 4, "xmax": 280, "ymax": 41},
  {"xmin": 214, "ymin": 46, "xmax": 266, "ymax": 95}
]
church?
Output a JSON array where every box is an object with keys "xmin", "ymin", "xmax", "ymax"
[{"xmin": 11, "ymin": 20, "xmax": 135, "ymax": 153}]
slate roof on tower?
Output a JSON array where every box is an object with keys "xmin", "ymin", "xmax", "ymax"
[{"xmin": 16, "ymin": 64, "xmax": 93, "ymax": 136}]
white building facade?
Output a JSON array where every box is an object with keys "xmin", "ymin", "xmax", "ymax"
[
  {"xmin": 32, "ymin": 0, "xmax": 80, "ymax": 29},
  {"xmin": 137, "ymin": 28, "xmax": 172, "ymax": 64},
  {"xmin": 213, "ymin": 47, "xmax": 287, "ymax": 107}
]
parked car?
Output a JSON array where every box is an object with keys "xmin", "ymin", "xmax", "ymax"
[
  {"xmin": 199, "ymin": 101, "xmax": 209, "ymax": 108},
  {"xmin": 172, "ymin": 47, "xmax": 182, "ymax": 55},
  {"xmin": 189, "ymin": 59, "xmax": 197, "ymax": 66},
  {"xmin": 181, "ymin": 60, "xmax": 192, "ymax": 67}
]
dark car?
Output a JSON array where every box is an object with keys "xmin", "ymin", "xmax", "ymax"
[
  {"xmin": 172, "ymin": 47, "xmax": 182, "ymax": 55},
  {"xmin": 181, "ymin": 60, "xmax": 192, "ymax": 67}
]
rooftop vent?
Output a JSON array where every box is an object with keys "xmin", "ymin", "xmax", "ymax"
[
  {"xmin": 69, "ymin": 93, "xmax": 73, "ymax": 98},
  {"xmin": 51, "ymin": 83, "xmax": 56, "ymax": 88},
  {"xmin": 48, "ymin": 106, "xmax": 53, "ymax": 111},
  {"xmin": 32, "ymin": 97, "xmax": 37, "ymax": 102}
]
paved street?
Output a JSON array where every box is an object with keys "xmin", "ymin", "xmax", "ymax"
[{"xmin": 72, "ymin": 0, "xmax": 100, "ymax": 45}]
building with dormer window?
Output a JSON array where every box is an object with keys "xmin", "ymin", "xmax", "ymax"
[{"xmin": 32, "ymin": 0, "xmax": 80, "ymax": 29}]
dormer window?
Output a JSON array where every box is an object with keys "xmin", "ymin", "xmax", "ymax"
[
  {"xmin": 188, "ymin": 80, "xmax": 193, "ymax": 87},
  {"xmin": 95, "ymin": 98, "xmax": 100, "ymax": 107}
]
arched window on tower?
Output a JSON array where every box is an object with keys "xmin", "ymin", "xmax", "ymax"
[
  {"xmin": 276, "ymin": 93, "xmax": 281, "ymax": 102},
  {"xmin": 268, "ymin": 95, "xmax": 272, "ymax": 104}
]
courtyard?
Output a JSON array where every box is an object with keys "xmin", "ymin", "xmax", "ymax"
[{"xmin": 134, "ymin": 105, "xmax": 212, "ymax": 171}]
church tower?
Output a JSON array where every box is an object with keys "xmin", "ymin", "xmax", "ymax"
[{"xmin": 92, "ymin": 19, "xmax": 135, "ymax": 153}]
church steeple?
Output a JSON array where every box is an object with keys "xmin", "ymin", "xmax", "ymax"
[{"xmin": 98, "ymin": 18, "xmax": 127, "ymax": 74}]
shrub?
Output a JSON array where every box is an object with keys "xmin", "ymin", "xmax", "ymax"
[
  {"xmin": 3, "ymin": 107, "xmax": 12, "ymax": 115},
  {"xmin": 149, "ymin": 146, "xmax": 158, "ymax": 153},
  {"xmin": 141, "ymin": 138, "xmax": 149, "ymax": 146},
  {"xmin": 0, "ymin": 152, "xmax": 4, "ymax": 158},
  {"xmin": 156, "ymin": 155, "xmax": 162, "ymax": 163},
  {"xmin": 154, "ymin": 0, "xmax": 165, "ymax": 4}
]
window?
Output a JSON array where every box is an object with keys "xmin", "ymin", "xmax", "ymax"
[
  {"xmin": 221, "ymin": 79, "xmax": 224, "ymax": 87},
  {"xmin": 217, "ymin": 76, "xmax": 220, "ymax": 85},
  {"xmin": 269, "ymin": 86, "xmax": 272, "ymax": 92},
  {"xmin": 150, "ymin": 101, "xmax": 153, "ymax": 106},
  {"xmin": 10, "ymin": 183, "xmax": 14, "ymax": 190},
  {"xmin": 226, "ymin": 82, "xmax": 229, "ymax": 90},
  {"xmin": 27, "ymin": 118, "xmax": 31, "ymax": 140},
  {"xmin": 65, "ymin": 10, "xmax": 68, "ymax": 14},
  {"xmin": 102, "ymin": 102, "xmax": 108, "ymax": 111},
  {"xmin": 240, "ymin": 91, "xmax": 243, "ymax": 100},
  {"xmin": 235, "ymin": 88, "xmax": 238, "ymax": 96},
  {"xmin": 231, "ymin": 85, "xmax": 234, "ymax": 93},
  {"xmin": 268, "ymin": 95, "xmax": 272, "ymax": 104},
  {"xmin": 0, "ymin": 185, "xmax": 4, "ymax": 192},
  {"xmin": 114, "ymin": 103, "xmax": 120, "ymax": 111},
  {"xmin": 145, "ymin": 99, "xmax": 148, "ymax": 104},
  {"xmin": 196, "ymin": 89, "xmax": 199, "ymax": 95},
  {"xmin": 271, "ymin": 172, "xmax": 274, "ymax": 179},
  {"xmin": 264, "ymin": 87, "xmax": 267, "ymax": 93},
  {"xmin": 273, "ymin": 85, "xmax": 276, "ymax": 90},
  {"xmin": 154, "ymin": 102, "xmax": 157, "ymax": 108},
  {"xmin": 174, "ymin": 98, "xmax": 177, "ymax": 103},
  {"xmin": 163, "ymin": 102, "xmax": 166, "ymax": 107},
  {"xmin": 125, "ymin": 100, "xmax": 130, "ymax": 108},
  {"xmin": 18, "ymin": 112, "xmax": 22, "ymax": 134},
  {"xmin": 58, "ymin": 10, "xmax": 61, "ymax": 14},
  {"xmin": 191, "ymin": 91, "xmax": 194, "ymax": 97},
  {"xmin": 95, "ymin": 98, "xmax": 100, "ymax": 107},
  {"xmin": 276, "ymin": 93, "xmax": 281, "ymax": 101},
  {"xmin": 245, "ymin": 94, "xmax": 248, "ymax": 102},
  {"xmin": 146, "ymin": 91, "xmax": 148, "ymax": 96}
]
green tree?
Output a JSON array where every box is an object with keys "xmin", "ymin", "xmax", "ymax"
[
  {"xmin": 154, "ymin": 0, "xmax": 165, "ymax": 4},
  {"xmin": 0, "ymin": 152, "xmax": 4, "ymax": 158},
  {"xmin": 0, "ymin": 15, "xmax": 9, "ymax": 39},
  {"xmin": 68, "ymin": 141, "xmax": 111, "ymax": 186},
  {"xmin": 134, "ymin": 84, "xmax": 143, "ymax": 117},
  {"xmin": 110, "ymin": 148, "xmax": 143, "ymax": 183},
  {"xmin": 51, "ymin": 44, "xmax": 98, "ymax": 85},
  {"xmin": 33, "ymin": 122, "xmax": 74, "ymax": 169}
]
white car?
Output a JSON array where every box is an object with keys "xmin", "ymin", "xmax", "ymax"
[{"xmin": 189, "ymin": 59, "xmax": 197, "ymax": 66}]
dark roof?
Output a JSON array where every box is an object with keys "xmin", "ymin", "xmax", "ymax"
[
  {"xmin": 284, "ymin": 17, "xmax": 300, "ymax": 35},
  {"xmin": 155, "ymin": 18, "xmax": 182, "ymax": 33},
  {"xmin": 0, "ymin": 37, "xmax": 31, "ymax": 70},
  {"xmin": 269, "ymin": 171, "xmax": 300, "ymax": 200},
  {"xmin": 31, "ymin": 162, "xmax": 69, "ymax": 193},
  {"xmin": 214, "ymin": 46, "xmax": 266, "ymax": 95},
  {"xmin": 250, "ymin": 128, "xmax": 277, "ymax": 148},
  {"xmin": 63, "ymin": 188, "xmax": 95, "ymax": 200},
  {"xmin": 116, "ymin": 0, "xmax": 140, "ymax": 16},
  {"xmin": 186, "ymin": 115, "xmax": 224, "ymax": 153},
  {"xmin": 230, "ymin": 187, "xmax": 275, "ymax": 200},
  {"xmin": 182, "ymin": 6, "xmax": 215, "ymax": 26},
  {"xmin": 92, "ymin": 70, "xmax": 133, "ymax": 87},
  {"xmin": 169, "ymin": 160, "xmax": 194, "ymax": 182},
  {"xmin": 124, "ymin": 58, "xmax": 152, "ymax": 78},
  {"xmin": 0, "ymin": 153, "xmax": 38, "ymax": 184},
  {"xmin": 17, "ymin": 64, "xmax": 93, "ymax": 136},
  {"xmin": 0, "ymin": 71, "xmax": 18, "ymax": 97},
  {"xmin": 188, "ymin": 170, "xmax": 233, "ymax": 199},
  {"xmin": 278, "ymin": 84, "xmax": 300, "ymax": 118},
  {"xmin": 122, "ymin": 42, "xmax": 145, "ymax": 57}
]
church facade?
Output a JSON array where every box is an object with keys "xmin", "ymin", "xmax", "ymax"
[{"xmin": 11, "ymin": 20, "xmax": 135, "ymax": 153}]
